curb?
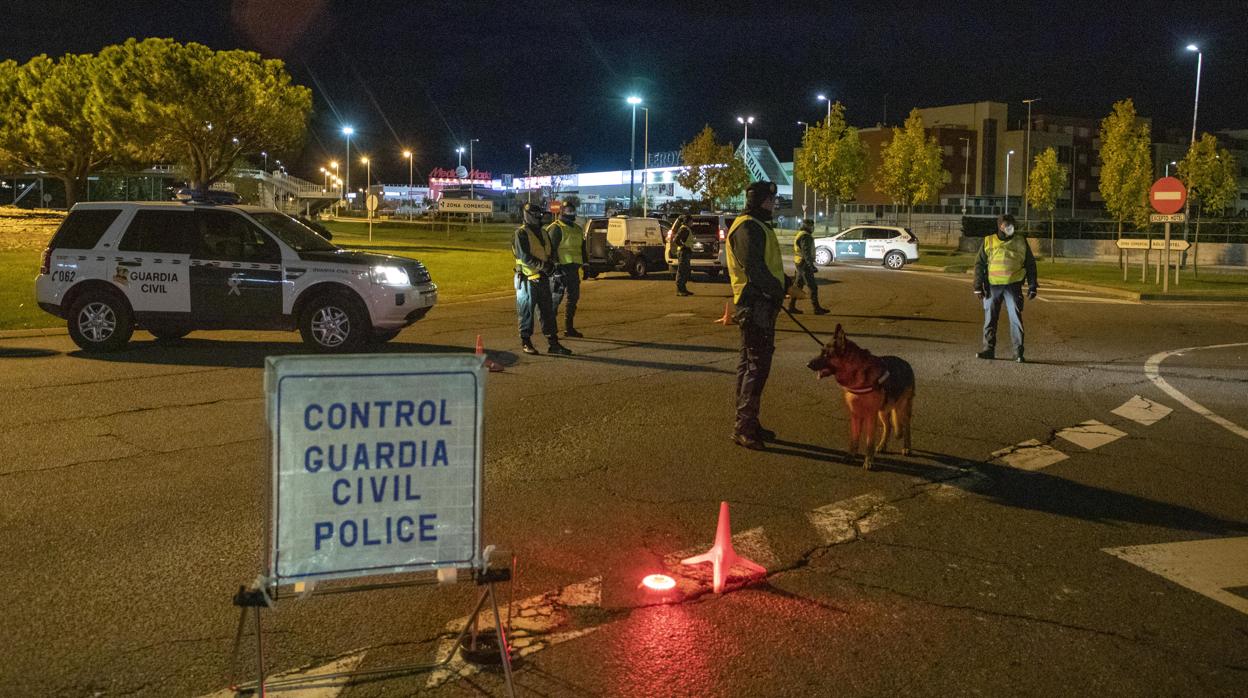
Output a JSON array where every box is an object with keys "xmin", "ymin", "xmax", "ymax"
[{"xmin": 0, "ymin": 326, "xmax": 67, "ymax": 339}]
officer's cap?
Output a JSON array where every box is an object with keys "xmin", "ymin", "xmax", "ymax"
[{"xmin": 745, "ymin": 180, "xmax": 777, "ymax": 208}]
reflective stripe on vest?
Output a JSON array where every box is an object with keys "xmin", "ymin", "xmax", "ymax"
[
  {"xmin": 549, "ymin": 220, "xmax": 585, "ymax": 265},
  {"xmin": 515, "ymin": 227, "xmax": 551, "ymax": 279},
  {"xmin": 985, "ymin": 234, "xmax": 1028, "ymax": 285},
  {"xmin": 725, "ymin": 215, "xmax": 785, "ymax": 304},
  {"xmin": 794, "ymin": 229, "xmax": 812, "ymax": 265}
]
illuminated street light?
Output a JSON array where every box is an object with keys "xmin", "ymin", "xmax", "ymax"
[
  {"xmin": 525, "ymin": 143, "xmax": 533, "ymax": 203},
  {"xmin": 1166, "ymin": 160, "xmax": 1177, "ymax": 177},
  {"xmin": 816, "ymin": 93, "xmax": 832, "ymax": 121},
  {"xmin": 341, "ymin": 126, "xmax": 354, "ymax": 207},
  {"xmin": 627, "ymin": 96, "xmax": 642, "ymax": 212},
  {"xmin": 456, "ymin": 146, "xmax": 465, "ymax": 168},
  {"xmin": 402, "ymin": 149, "xmax": 413, "ymax": 219},
  {"xmin": 1004, "ymin": 149, "xmax": 1015, "ymax": 214},
  {"xmin": 736, "ymin": 115, "xmax": 755, "ymax": 149}
]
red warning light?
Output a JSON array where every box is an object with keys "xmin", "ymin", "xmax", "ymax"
[{"xmin": 641, "ymin": 574, "xmax": 676, "ymax": 591}]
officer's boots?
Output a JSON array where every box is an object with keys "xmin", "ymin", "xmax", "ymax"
[
  {"xmin": 813, "ymin": 305, "xmax": 830, "ymax": 315},
  {"xmin": 787, "ymin": 299, "xmax": 803, "ymax": 314},
  {"xmin": 546, "ymin": 336, "xmax": 573, "ymax": 355},
  {"xmin": 521, "ymin": 337, "xmax": 539, "ymax": 355},
  {"xmin": 565, "ymin": 324, "xmax": 584, "ymax": 338}
]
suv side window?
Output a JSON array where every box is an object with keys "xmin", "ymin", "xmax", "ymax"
[
  {"xmin": 865, "ymin": 228, "xmax": 897, "ymax": 240},
  {"xmin": 50, "ymin": 209, "xmax": 122, "ymax": 249},
  {"xmin": 195, "ymin": 210, "xmax": 281, "ymax": 263},
  {"xmin": 118, "ymin": 210, "xmax": 197, "ymax": 254},
  {"xmin": 838, "ymin": 228, "xmax": 865, "ymax": 240}
]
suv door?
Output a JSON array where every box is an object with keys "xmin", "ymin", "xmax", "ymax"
[
  {"xmin": 191, "ymin": 209, "xmax": 284, "ymax": 328},
  {"xmin": 834, "ymin": 228, "xmax": 867, "ymax": 260},
  {"xmin": 863, "ymin": 228, "xmax": 897, "ymax": 260},
  {"xmin": 115, "ymin": 209, "xmax": 195, "ymax": 316}
]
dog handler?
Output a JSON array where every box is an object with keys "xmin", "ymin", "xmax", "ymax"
[
  {"xmin": 547, "ymin": 197, "xmax": 587, "ymax": 338},
  {"xmin": 726, "ymin": 181, "xmax": 788, "ymax": 449},
  {"xmin": 513, "ymin": 202, "xmax": 573, "ymax": 356},
  {"xmin": 973, "ymin": 213, "xmax": 1037, "ymax": 363}
]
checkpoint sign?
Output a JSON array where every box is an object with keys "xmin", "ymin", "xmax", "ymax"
[
  {"xmin": 265, "ymin": 354, "xmax": 485, "ymax": 583},
  {"xmin": 1150, "ymin": 177, "xmax": 1187, "ymax": 215}
]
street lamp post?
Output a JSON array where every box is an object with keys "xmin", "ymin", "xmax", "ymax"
[
  {"xmin": 797, "ymin": 121, "xmax": 809, "ymax": 217},
  {"xmin": 736, "ymin": 115, "xmax": 754, "ymax": 149},
  {"xmin": 627, "ymin": 96, "xmax": 641, "ymax": 214},
  {"xmin": 261, "ymin": 151, "xmax": 268, "ymax": 173},
  {"xmin": 456, "ymin": 147, "xmax": 464, "ymax": 168},
  {"xmin": 1004, "ymin": 150, "xmax": 1015, "ymax": 215},
  {"xmin": 1183, "ymin": 44, "xmax": 1203, "ymax": 252},
  {"xmin": 816, "ymin": 93, "xmax": 832, "ymax": 122},
  {"xmin": 1165, "ymin": 160, "xmax": 1177, "ymax": 177},
  {"xmin": 525, "ymin": 143, "xmax": 533, "ymax": 203},
  {"xmin": 642, "ymin": 106, "xmax": 650, "ymax": 216},
  {"xmin": 341, "ymin": 126, "xmax": 354, "ymax": 210},
  {"xmin": 403, "ymin": 149, "xmax": 413, "ymax": 220},
  {"xmin": 1022, "ymin": 98, "xmax": 1040, "ymax": 228},
  {"xmin": 469, "ymin": 138, "xmax": 479, "ymax": 223},
  {"xmin": 959, "ymin": 136, "xmax": 971, "ymax": 214},
  {"xmin": 362, "ymin": 156, "xmax": 372, "ymax": 241}
]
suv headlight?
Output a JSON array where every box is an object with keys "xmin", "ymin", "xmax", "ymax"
[{"xmin": 370, "ymin": 265, "xmax": 410, "ymax": 286}]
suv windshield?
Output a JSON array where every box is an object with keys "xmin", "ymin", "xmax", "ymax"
[{"xmin": 250, "ymin": 212, "xmax": 338, "ymax": 252}]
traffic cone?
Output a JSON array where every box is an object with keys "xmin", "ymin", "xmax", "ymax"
[
  {"xmin": 680, "ymin": 501, "xmax": 766, "ymax": 593},
  {"xmin": 714, "ymin": 301, "xmax": 737, "ymax": 325},
  {"xmin": 475, "ymin": 334, "xmax": 504, "ymax": 373}
]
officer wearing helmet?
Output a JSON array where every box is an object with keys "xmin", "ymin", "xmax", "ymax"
[
  {"xmin": 546, "ymin": 198, "xmax": 587, "ymax": 338},
  {"xmin": 513, "ymin": 202, "xmax": 572, "ymax": 356},
  {"xmin": 669, "ymin": 214, "xmax": 696, "ymax": 296},
  {"xmin": 724, "ymin": 180, "xmax": 788, "ymax": 449}
]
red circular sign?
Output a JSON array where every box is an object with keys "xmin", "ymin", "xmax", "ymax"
[{"xmin": 1150, "ymin": 177, "xmax": 1187, "ymax": 214}]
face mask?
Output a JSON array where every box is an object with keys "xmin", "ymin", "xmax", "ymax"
[{"xmin": 1002, "ymin": 225, "xmax": 1015, "ymax": 237}]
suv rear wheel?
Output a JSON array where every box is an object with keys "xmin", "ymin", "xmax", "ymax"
[
  {"xmin": 300, "ymin": 290, "xmax": 370, "ymax": 352},
  {"xmin": 68, "ymin": 289, "xmax": 134, "ymax": 353},
  {"xmin": 628, "ymin": 255, "xmax": 648, "ymax": 278},
  {"xmin": 883, "ymin": 250, "xmax": 906, "ymax": 270}
]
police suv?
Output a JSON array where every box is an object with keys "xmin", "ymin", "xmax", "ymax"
[
  {"xmin": 35, "ymin": 193, "xmax": 437, "ymax": 353},
  {"xmin": 812, "ymin": 225, "xmax": 920, "ymax": 270}
]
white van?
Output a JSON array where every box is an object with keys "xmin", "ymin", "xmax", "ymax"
[{"xmin": 584, "ymin": 216, "xmax": 668, "ymax": 278}]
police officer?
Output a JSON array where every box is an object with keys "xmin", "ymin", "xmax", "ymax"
[
  {"xmin": 547, "ymin": 198, "xmax": 587, "ymax": 337},
  {"xmin": 669, "ymin": 214, "xmax": 696, "ymax": 296},
  {"xmin": 973, "ymin": 213, "xmax": 1037, "ymax": 363},
  {"xmin": 513, "ymin": 202, "xmax": 572, "ymax": 356},
  {"xmin": 788, "ymin": 218, "xmax": 829, "ymax": 315},
  {"xmin": 726, "ymin": 181, "xmax": 787, "ymax": 450}
]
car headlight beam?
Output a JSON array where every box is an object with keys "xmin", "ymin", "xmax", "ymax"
[{"xmin": 370, "ymin": 265, "xmax": 410, "ymax": 286}]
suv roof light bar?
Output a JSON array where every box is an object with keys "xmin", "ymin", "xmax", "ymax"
[{"xmin": 174, "ymin": 188, "xmax": 242, "ymax": 205}]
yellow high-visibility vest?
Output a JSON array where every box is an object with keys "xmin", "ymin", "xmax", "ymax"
[
  {"xmin": 725, "ymin": 215, "xmax": 785, "ymax": 304},
  {"xmin": 546, "ymin": 219, "xmax": 585, "ymax": 265},
  {"xmin": 793, "ymin": 229, "xmax": 812, "ymax": 265},
  {"xmin": 515, "ymin": 227, "xmax": 551, "ymax": 280},
  {"xmin": 984, "ymin": 234, "xmax": 1028, "ymax": 285}
]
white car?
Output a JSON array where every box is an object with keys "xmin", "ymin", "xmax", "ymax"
[
  {"xmin": 35, "ymin": 194, "xmax": 437, "ymax": 353},
  {"xmin": 813, "ymin": 225, "xmax": 920, "ymax": 270}
]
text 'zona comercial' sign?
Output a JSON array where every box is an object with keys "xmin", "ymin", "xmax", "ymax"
[{"xmin": 265, "ymin": 354, "xmax": 485, "ymax": 583}]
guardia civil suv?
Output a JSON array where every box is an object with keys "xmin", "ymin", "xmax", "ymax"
[{"xmin": 35, "ymin": 193, "xmax": 438, "ymax": 353}]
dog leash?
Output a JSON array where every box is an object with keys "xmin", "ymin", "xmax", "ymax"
[{"xmin": 780, "ymin": 305, "xmax": 826, "ymax": 347}]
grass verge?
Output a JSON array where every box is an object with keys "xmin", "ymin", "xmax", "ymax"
[{"xmin": 0, "ymin": 250, "xmax": 55, "ymax": 330}]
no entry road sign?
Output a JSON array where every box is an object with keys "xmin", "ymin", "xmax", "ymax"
[{"xmin": 1150, "ymin": 177, "xmax": 1187, "ymax": 215}]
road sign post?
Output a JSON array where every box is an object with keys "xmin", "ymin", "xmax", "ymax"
[
  {"xmin": 1150, "ymin": 177, "xmax": 1187, "ymax": 293},
  {"xmin": 366, "ymin": 193, "xmax": 379, "ymax": 242}
]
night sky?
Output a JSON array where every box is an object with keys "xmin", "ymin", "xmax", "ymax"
[{"xmin": 5, "ymin": 0, "xmax": 1246, "ymax": 184}]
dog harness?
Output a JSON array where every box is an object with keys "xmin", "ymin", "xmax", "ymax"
[{"xmin": 844, "ymin": 370, "xmax": 890, "ymax": 394}]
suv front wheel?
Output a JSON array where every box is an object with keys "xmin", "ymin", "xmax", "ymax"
[
  {"xmin": 300, "ymin": 290, "xmax": 370, "ymax": 352},
  {"xmin": 68, "ymin": 289, "xmax": 134, "ymax": 353}
]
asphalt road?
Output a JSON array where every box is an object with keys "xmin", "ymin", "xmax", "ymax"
[{"xmin": 2, "ymin": 261, "xmax": 1246, "ymax": 697}]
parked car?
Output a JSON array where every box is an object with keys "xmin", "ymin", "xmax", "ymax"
[
  {"xmin": 584, "ymin": 216, "xmax": 668, "ymax": 278},
  {"xmin": 812, "ymin": 225, "xmax": 920, "ymax": 269},
  {"xmin": 663, "ymin": 213, "xmax": 732, "ymax": 280},
  {"xmin": 35, "ymin": 193, "xmax": 437, "ymax": 353}
]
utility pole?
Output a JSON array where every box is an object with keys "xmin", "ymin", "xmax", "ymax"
[
  {"xmin": 642, "ymin": 106, "xmax": 650, "ymax": 216},
  {"xmin": 1022, "ymin": 98, "xmax": 1040, "ymax": 228},
  {"xmin": 627, "ymin": 96, "xmax": 641, "ymax": 213},
  {"xmin": 959, "ymin": 136, "xmax": 971, "ymax": 214}
]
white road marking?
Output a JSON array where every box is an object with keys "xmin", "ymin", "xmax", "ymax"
[
  {"xmin": 199, "ymin": 652, "xmax": 365, "ymax": 698},
  {"xmin": 1036, "ymin": 296, "xmax": 1137, "ymax": 305},
  {"xmin": 806, "ymin": 492, "xmax": 899, "ymax": 545},
  {"xmin": 1144, "ymin": 342, "xmax": 1248, "ymax": 440},
  {"xmin": 990, "ymin": 439, "xmax": 1069, "ymax": 471},
  {"xmin": 1111, "ymin": 395, "xmax": 1173, "ymax": 425},
  {"xmin": 664, "ymin": 312, "xmax": 696, "ymax": 318},
  {"xmin": 426, "ymin": 577, "xmax": 603, "ymax": 689},
  {"xmin": 1055, "ymin": 420, "xmax": 1128, "ymax": 450},
  {"xmin": 1104, "ymin": 537, "xmax": 1248, "ymax": 617}
]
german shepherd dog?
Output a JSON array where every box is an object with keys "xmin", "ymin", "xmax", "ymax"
[{"xmin": 807, "ymin": 324, "xmax": 915, "ymax": 470}]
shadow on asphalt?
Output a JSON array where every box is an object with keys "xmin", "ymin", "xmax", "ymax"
[
  {"xmin": 68, "ymin": 337, "xmax": 511, "ymax": 369},
  {"xmin": 774, "ymin": 328, "xmax": 958, "ymax": 345},
  {"xmin": 831, "ymin": 313, "xmax": 973, "ymax": 324},
  {"xmin": 557, "ymin": 352, "xmax": 734, "ymax": 375},
  {"xmin": 771, "ymin": 442, "xmax": 1248, "ymax": 536},
  {"xmin": 571, "ymin": 336, "xmax": 736, "ymax": 354},
  {"xmin": 0, "ymin": 346, "xmax": 61, "ymax": 358}
]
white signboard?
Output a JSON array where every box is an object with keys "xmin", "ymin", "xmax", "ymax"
[
  {"xmin": 1150, "ymin": 213, "xmax": 1186, "ymax": 223},
  {"xmin": 439, "ymin": 198, "xmax": 493, "ymax": 214},
  {"xmin": 265, "ymin": 354, "xmax": 485, "ymax": 583}
]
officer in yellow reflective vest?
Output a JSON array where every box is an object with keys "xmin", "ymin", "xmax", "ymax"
[
  {"xmin": 669, "ymin": 214, "xmax": 696, "ymax": 296},
  {"xmin": 546, "ymin": 198, "xmax": 587, "ymax": 338},
  {"xmin": 513, "ymin": 202, "xmax": 572, "ymax": 356},
  {"xmin": 973, "ymin": 214, "xmax": 1037, "ymax": 363},
  {"xmin": 789, "ymin": 218, "xmax": 829, "ymax": 315},
  {"xmin": 725, "ymin": 181, "xmax": 788, "ymax": 449}
]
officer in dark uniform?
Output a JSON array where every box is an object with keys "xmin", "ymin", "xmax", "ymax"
[
  {"xmin": 789, "ymin": 218, "xmax": 829, "ymax": 315},
  {"xmin": 725, "ymin": 181, "xmax": 788, "ymax": 449},
  {"xmin": 669, "ymin": 214, "xmax": 696, "ymax": 296},
  {"xmin": 513, "ymin": 202, "xmax": 572, "ymax": 356},
  {"xmin": 546, "ymin": 198, "xmax": 587, "ymax": 337}
]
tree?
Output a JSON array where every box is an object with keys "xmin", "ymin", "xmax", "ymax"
[
  {"xmin": 0, "ymin": 54, "xmax": 122, "ymax": 208},
  {"xmin": 873, "ymin": 108, "xmax": 948, "ymax": 228},
  {"xmin": 1097, "ymin": 98, "xmax": 1152, "ymax": 263},
  {"xmin": 677, "ymin": 125, "xmax": 749, "ymax": 210},
  {"xmin": 530, "ymin": 152, "xmax": 576, "ymax": 202},
  {"xmin": 91, "ymin": 38, "xmax": 312, "ymax": 190},
  {"xmin": 1026, "ymin": 147, "xmax": 1068, "ymax": 262},
  {"xmin": 794, "ymin": 102, "xmax": 869, "ymax": 232},
  {"xmin": 1177, "ymin": 133, "xmax": 1239, "ymax": 275}
]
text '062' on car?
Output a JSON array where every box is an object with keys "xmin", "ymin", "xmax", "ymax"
[
  {"xmin": 35, "ymin": 193, "xmax": 437, "ymax": 353},
  {"xmin": 812, "ymin": 225, "xmax": 920, "ymax": 270}
]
